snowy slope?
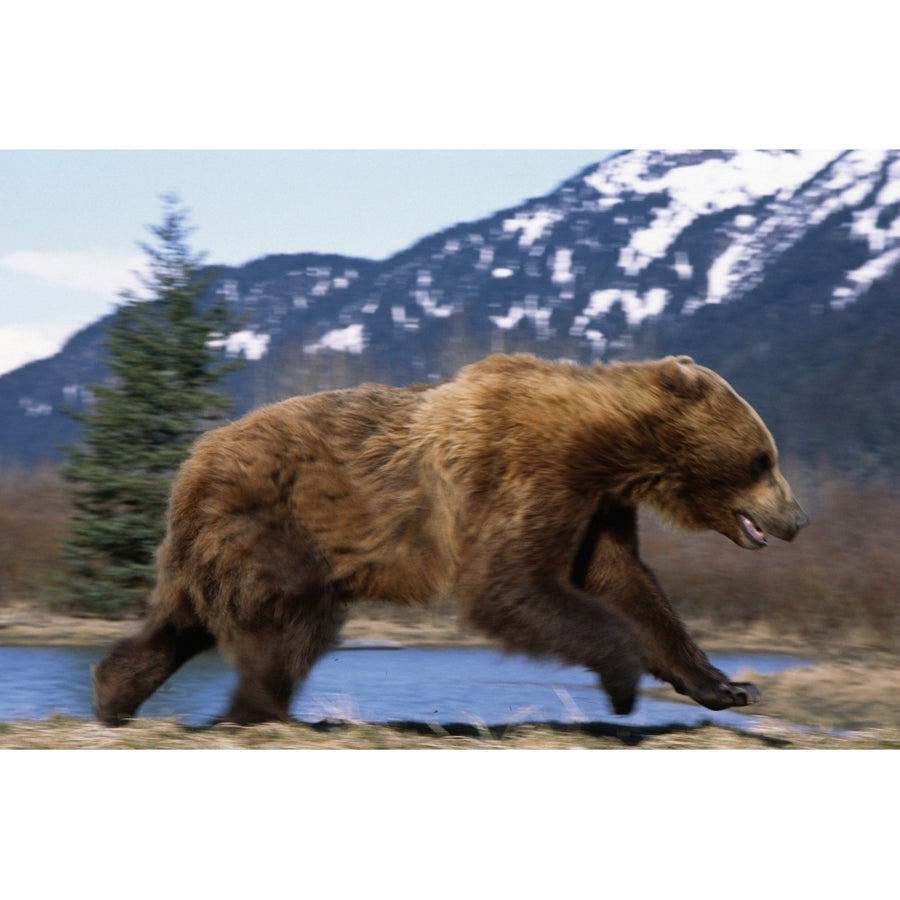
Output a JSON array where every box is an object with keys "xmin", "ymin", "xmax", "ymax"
[{"xmin": 292, "ymin": 149, "xmax": 900, "ymax": 363}]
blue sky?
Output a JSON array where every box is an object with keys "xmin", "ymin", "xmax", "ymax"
[{"xmin": 0, "ymin": 150, "xmax": 614, "ymax": 375}]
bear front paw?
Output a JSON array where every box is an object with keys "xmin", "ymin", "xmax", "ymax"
[{"xmin": 690, "ymin": 679, "xmax": 761, "ymax": 711}]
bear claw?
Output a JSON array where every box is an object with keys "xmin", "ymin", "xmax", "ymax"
[{"xmin": 693, "ymin": 680, "xmax": 761, "ymax": 711}]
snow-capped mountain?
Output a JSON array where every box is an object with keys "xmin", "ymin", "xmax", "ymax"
[
  {"xmin": 3, "ymin": 150, "xmax": 900, "ymax": 472},
  {"xmin": 583, "ymin": 150, "xmax": 900, "ymax": 308}
]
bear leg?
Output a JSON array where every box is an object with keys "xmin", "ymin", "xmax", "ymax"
[
  {"xmin": 220, "ymin": 634, "xmax": 298, "ymax": 725},
  {"xmin": 93, "ymin": 617, "xmax": 216, "ymax": 725},
  {"xmin": 614, "ymin": 565, "xmax": 761, "ymax": 710},
  {"xmin": 219, "ymin": 595, "xmax": 347, "ymax": 726},
  {"xmin": 584, "ymin": 543, "xmax": 761, "ymax": 710},
  {"xmin": 458, "ymin": 567, "xmax": 644, "ymax": 715},
  {"xmin": 575, "ymin": 504, "xmax": 763, "ymax": 711}
]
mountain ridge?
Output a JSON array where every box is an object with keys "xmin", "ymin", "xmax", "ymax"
[{"xmin": 3, "ymin": 149, "xmax": 899, "ymax": 474}]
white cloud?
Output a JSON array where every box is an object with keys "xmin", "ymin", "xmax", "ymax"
[
  {"xmin": 0, "ymin": 323, "xmax": 78, "ymax": 376},
  {"xmin": 0, "ymin": 249, "xmax": 145, "ymax": 298}
]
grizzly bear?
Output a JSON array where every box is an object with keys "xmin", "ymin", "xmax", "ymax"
[{"xmin": 93, "ymin": 353, "xmax": 808, "ymax": 726}]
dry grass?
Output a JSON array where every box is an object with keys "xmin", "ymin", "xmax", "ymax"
[
  {"xmin": 1, "ymin": 714, "xmax": 898, "ymax": 749},
  {"xmin": 0, "ymin": 465, "xmax": 70, "ymax": 604},
  {"xmin": 731, "ymin": 658, "xmax": 900, "ymax": 732}
]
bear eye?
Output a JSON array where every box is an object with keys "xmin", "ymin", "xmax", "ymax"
[{"xmin": 750, "ymin": 452, "xmax": 771, "ymax": 482}]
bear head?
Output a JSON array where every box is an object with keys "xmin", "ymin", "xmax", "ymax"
[{"xmin": 648, "ymin": 356, "xmax": 809, "ymax": 551}]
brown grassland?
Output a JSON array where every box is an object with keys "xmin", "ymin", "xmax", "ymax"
[{"xmin": 1, "ymin": 463, "xmax": 898, "ymax": 749}]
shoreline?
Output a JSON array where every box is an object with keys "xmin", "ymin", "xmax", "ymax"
[
  {"xmin": 0, "ymin": 600, "xmax": 489, "ymax": 649},
  {"xmin": 0, "ymin": 599, "xmax": 838, "ymax": 656},
  {"xmin": 1, "ymin": 601, "xmax": 898, "ymax": 747}
]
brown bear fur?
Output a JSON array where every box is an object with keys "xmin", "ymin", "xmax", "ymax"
[{"xmin": 93, "ymin": 353, "xmax": 808, "ymax": 726}]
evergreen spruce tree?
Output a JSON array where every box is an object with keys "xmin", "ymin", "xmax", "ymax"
[{"xmin": 60, "ymin": 194, "xmax": 242, "ymax": 617}]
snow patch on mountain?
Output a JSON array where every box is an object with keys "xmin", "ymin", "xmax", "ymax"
[
  {"xmin": 304, "ymin": 324, "xmax": 365, "ymax": 355},
  {"xmin": 845, "ymin": 153, "xmax": 900, "ymax": 254},
  {"xmin": 490, "ymin": 296, "xmax": 552, "ymax": 337},
  {"xmin": 572, "ymin": 287, "xmax": 670, "ymax": 330},
  {"xmin": 832, "ymin": 245, "xmax": 900, "ymax": 309},
  {"xmin": 551, "ymin": 248, "xmax": 574, "ymax": 284},
  {"xmin": 673, "ymin": 251, "xmax": 693, "ymax": 280},
  {"xmin": 413, "ymin": 290, "xmax": 455, "ymax": 318},
  {"xmin": 813, "ymin": 151, "xmax": 900, "ymax": 307},
  {"xmin": 586, "ymin": 150, "xmax": 843, "ymax": 280},
  {"xmin": 503, "ymin": 209, "xmax": 562, "ymax": 247},
  {"xmin": 211, "ymin": 329, "xmax": 271, "ymax": 360},
  {"xmin": 19, "ymin": 397, "xmax": 52, "ymax": 416}
]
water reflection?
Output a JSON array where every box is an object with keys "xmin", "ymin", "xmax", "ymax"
[{"xmin": 0, "ymin": 644, "xmax": 811, "ymax": 731}]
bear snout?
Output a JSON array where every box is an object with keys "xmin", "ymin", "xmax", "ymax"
[
  {"xmin": 732, "ymin": 497, "xmax": 808, "ymax": 549},
  {"xmin": 785, "ymin": 507, "xmax": 810, "ymax": 540},
  {"xmin": 763, "ymin": 499, "xmax": 809, "ymax": 543}
]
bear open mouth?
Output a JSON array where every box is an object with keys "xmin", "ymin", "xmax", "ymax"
[{"xmin": 736, "ymin": 512, "xmax": 768, "ymax": 547}]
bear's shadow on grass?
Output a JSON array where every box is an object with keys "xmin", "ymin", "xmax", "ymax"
[
  {"xmin": 186, "ymin": 717, "xmax": 792, "ymax": 748},
  {"xmin": 363, "ymin": 719, "xmax": 793, "ymax": 747}
]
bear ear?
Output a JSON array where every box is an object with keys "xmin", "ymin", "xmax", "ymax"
[{"xmin": 658, "ymin": 355, "xmax": 708, "ymax": 398}]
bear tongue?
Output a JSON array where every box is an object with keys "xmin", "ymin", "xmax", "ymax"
[{"xmin": 737, "ymin": 512, "xmax": 768, "ymax": 547}]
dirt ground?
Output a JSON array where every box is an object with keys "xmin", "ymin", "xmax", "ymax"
[{"xmin": 1, "ymin": 600, "xmax": 898, "ymax": 749}]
